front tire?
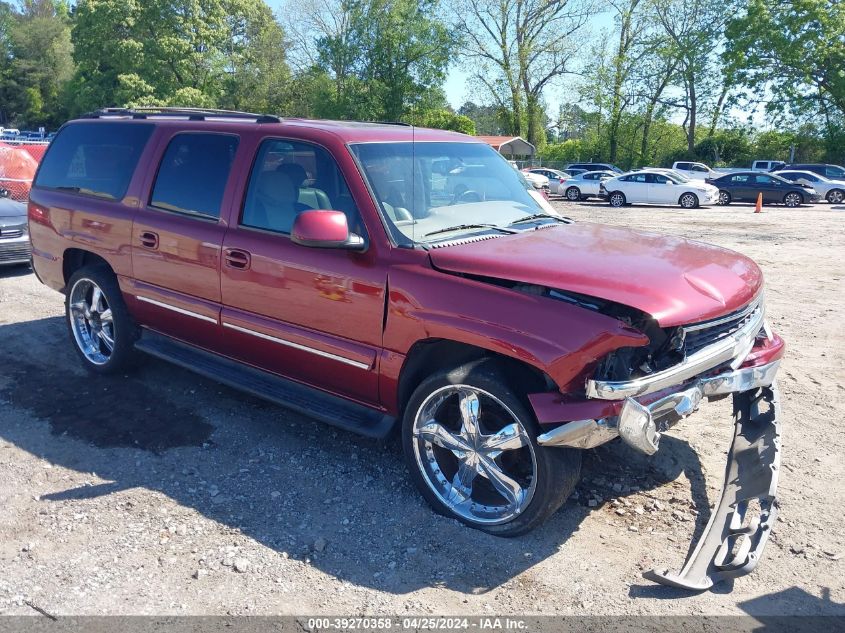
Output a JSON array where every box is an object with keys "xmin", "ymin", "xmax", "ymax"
[
  {"xmin": 826, "ymin": 189, "xmax": 844, "ymax": 204},
  {"xmin": 783, "ymin": 192, "xmax": 803, "ymax": 207},
  {"xmin": 679, "ymin": 192, "xmax": 699, "ymax": 208},
  {"xmin": 565, "ymin": 187, "xmax": 581, "ymax": 201},
  {"xmin": 609, "ymin": 191, "xmax": 626, "ymax": 207},
  {"xmin": 402, "ymin": 360, "xmax": 581, "ymax": 537},
  {"xmin": 65, "ymin": 265, "xmax": 138, "ymax": 374}
]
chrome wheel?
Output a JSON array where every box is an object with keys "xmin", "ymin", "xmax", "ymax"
[
  {"xmin": 609, "ymin": 192, "xmax": 625, "ymax": 207},
  {"xmin": 411, "ymin": 384, "xmax": 537, "ymax": 525},
  {"xmin": 784, "ymin": 192, "xmax": 802, "ymax": 207},
  {"xmin": 718, "ymin": 191, "xmax": 731, "ymax": 205},
  {"xmin": 680, "ymin": 193, "xmax": 698, "ymax": 208},
  {"xmin": 827, "ymin": 189, "xmax": 844, "ymax": 204},
  {"xmin": 68, "ymin": 278, "xmax": 115, "ymax": 365},
  {"xmin": 566, "ymin": 187, "xmax": 581, "ymax": 201}
]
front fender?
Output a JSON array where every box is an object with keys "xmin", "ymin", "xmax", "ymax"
[{"xmin": 384, "ymin": 264, "xmax": 647, "ymax": 393}]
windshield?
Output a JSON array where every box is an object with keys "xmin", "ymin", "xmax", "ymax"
[{"xmin": 350, "ymin": 142, "xmax": 561, "ymax": 245}]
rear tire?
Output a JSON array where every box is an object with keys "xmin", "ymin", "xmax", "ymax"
[
  {"xmin": 65, "ymin": 265, "xmax": 139, "ymax": 374},
  {"xmin": 402, "ymin": 359, "xmax": 581, "ymax": 537},
  {"xmin": 826, "ymin": 189, "xmax": 844, "ymax": 204},
  {"xmin": 609, "ymin": 191, "xmax": 626, "ymax": 207},
  {"xmin": 718, "ymin": 190, "xmax": 732, "ymax": 205},
  {"xmin": 783, "ymin": 192, "xmax": 803, "ymax": 207},
  {"xmin": 679, "ymin": 192, "xmax": 699, "ymax": 209}
]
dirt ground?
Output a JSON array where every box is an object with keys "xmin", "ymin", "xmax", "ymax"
[{"xmin": 0, "ymin": 198, "xmax": 843, "ymax": 617}]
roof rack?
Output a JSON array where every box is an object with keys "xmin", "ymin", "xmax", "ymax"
[{"xmin": 83, "ymin": 107, "xmax": 281, "ymax": 124}]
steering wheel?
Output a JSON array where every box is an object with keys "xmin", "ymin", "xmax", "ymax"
[{"xmin": 454, "ymin": 189, "xmax": 481, "ymax": 204}]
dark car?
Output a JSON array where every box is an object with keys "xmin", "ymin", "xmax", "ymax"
[
  {"xmin": 28, "ymin": 107, "xmax": 785, "ymax": 590},
  {"xmin": 566, "ymin": 162, "xmax": 623, "ymax": 174},
  {"xmin": 708, "ymin": 171, "xmax": 822, "ymax": 206},
  {"xmin": 0, "ymin": 195, "xmax": 30, "ymax": 266},
  {"xmin": 771, "ymin": 163, "xmax": 845, "ymax": 180}
]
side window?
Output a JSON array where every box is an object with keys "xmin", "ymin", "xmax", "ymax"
[
  {"xmin": 692, "ymin": 164, "xmax": 708, "ymax": 172},
  {"xmin": 676, "ymin": 162, "xmax": 691, "ymax": 170},
  {"xmin": 241, "ymin": 139, "xmax": 360, "ymax": 236},
  {"xmin": 150, "ymin": 133, "xmax": 238, "ymax": 219},
  {"xmin": 753, "ymin": 162, "xmax": 765, "ymax": 170},
  {"xmin": 804, "ymin": 173, "xmax": 819, "ymax": 182},
  {"xmin": 754, "ymin": 175, "xmax": 773, "ymax": 184},
  {"xmin": 731, "ymin": 174, "xmax": 750, "ymax": 183},
  {"xmin": 34, "ymin": 122, "xmax": 154, "ymax": 200},
  {"xmin": 652, "ymin": 174, "xmax": 668, "ymax": 184},
  {"xmin": 632, "ymin": 173, "xmax": 648, "ymax": 183}
]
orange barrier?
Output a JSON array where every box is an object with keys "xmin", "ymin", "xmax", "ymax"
[
  {"xmin": 0, "ymin": 141, "xmax": 45, "ymax": 201},
  {"xmin": 755, "ymin": 192, "xmax": 763, "ymax": 213}
]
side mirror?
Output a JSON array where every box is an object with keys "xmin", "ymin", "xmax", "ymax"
[{"xmin": 291, "ymin": 210, "xmax": 365, "ymax": 251}]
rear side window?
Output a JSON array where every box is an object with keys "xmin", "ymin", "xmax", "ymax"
[
  {"xmin": 676, "ymin": 162, "xmax": 692, "ymax": 170},
  {"xmin": 150, "ymin": 133, "xmax": 238, "ymax": 219},
  {"xmin": 34, "ymin": 122, "xmax": 153, "ymax": 200}
]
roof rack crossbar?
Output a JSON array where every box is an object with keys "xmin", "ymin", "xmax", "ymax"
[{"xmin": 83, "ymin": 107, "xmax": 281, "ymax": 124}]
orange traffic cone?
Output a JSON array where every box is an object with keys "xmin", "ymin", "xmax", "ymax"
[{"xmin": 754, "ymin": 192, "xmax": 763, "ymax": 213}]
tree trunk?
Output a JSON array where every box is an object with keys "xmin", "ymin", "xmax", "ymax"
[{"xmin": 687, "ymin": 71, "xmax": 697, "ymax": 152}]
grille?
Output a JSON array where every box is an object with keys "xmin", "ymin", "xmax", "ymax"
[
  {"xmin": 0, "ymin": 228, "xmax": 24, "ymax": 239},
  {"xmin": 682, "ymin": 297, "xmax": 763, "ymax": 356},
  {"xmin": 0, "ymin": 242, "xmax": 31, "ymax": 262}
]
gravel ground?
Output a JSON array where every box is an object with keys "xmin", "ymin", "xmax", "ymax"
[{"xmin": 0, "ymin": 199, "xmax": 843, "ymax": 617}]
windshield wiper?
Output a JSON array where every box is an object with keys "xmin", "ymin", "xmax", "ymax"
[
  {"xmin": 508, "ymin": 213, "xmax": 571, "ymax": 226},
  {"xmin": 424, "ymin": 223, "xmax": 516, "ymax": 237}
]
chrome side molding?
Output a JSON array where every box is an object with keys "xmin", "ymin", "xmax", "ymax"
[{"xmin": 136, "ymin": 295, "xmax": 218, "ymax": 324}]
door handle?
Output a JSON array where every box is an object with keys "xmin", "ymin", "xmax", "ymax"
[
  {"xmin": 139, "ymin": 231, "xmax": 159, "ymax": 249},
  {"xmin": 224, "ymin": 248, "xmax": 251, "ymax": 270}
]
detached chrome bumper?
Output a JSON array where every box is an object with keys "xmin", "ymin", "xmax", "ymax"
[
  {"xmin": 644, "ymin": 383, "xmax": 781, "ymax": 590},
  {"xmin": 537, "ymin": 358, "xmax": 780, "ymax": 452}
]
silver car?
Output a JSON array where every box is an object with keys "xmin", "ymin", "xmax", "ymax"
[
  {"xmin": 562, "ymin": 170, "xmax": 616, "ymax": 201},
  {"xmin": 0, "ymin": 196, "xmax": 30, "ymax": 266},
  {"xmin": 776, "ymin": 170, "xmax": 845, "ymax": 204}
]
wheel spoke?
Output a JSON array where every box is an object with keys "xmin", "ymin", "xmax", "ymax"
[
  {"xmin": 481, "ymin": 423, "xmax": 528, "ymax": 453},
  {"xmin": 416, "ymin": 421, "xmax": 471, "ymax": 453},
  {"xmin": 97, "ymin": 328, "xmax": 114, "ymax": 352},
  {"xmin": 457, "ymin": 389, "xmax": 481, "ymax": 438},
  {"xmin": 479, "ymin": 456, "xmax": 522, "ymax": 508},
  {"xmin": 446, "ymin": 460, "xmax": 478, "ymax": 505},
  {"xmin": 99, "ymin": 308, "xmax": 113, "ymax": 323},
  {"xmin": 70, "ymin": 301, "xmax": 86, "ymax": 316},
  {"xmin": 89, "ymin": 286, "xmax": 102, "ymax": 313}
]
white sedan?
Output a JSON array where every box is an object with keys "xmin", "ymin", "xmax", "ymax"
[
  {"xmin": 519, "ymin": 169, "xmax": 551, "ymax": 192},
  {"xmin": 776, "ymin": 170, "xmax": 845, "ymax": 204},
  {"xmin": 562, "ymin": 170, "xmax": 616, "ymax": 201},
  {"xmin": 601, "ymin": 170, "xmax": 720, "ymax": 208},
  {"xmin": 523, "ymin": 168, "xmax": 571, "ymax": 194}
]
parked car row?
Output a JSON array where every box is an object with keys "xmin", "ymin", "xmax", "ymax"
[{"xmin": 515, "ymin": 159, "xmax": 845, "ymax": 209}]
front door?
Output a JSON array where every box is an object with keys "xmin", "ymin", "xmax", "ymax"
[
  {"xmin": 130, "ymin": 131, "xmax": 240, "ymax": 349},
  {"xmin": 219, "ymin": 138, "xmax": 385, "ymax": 406},
  {"xmin": 647, "ymin": 173, "xmax": 673, "ymax": 203}
]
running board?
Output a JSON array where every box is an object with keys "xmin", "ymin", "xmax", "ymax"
[{"xmin": 135, "ymin": 331, "xmax": 395, "ymax": 439}]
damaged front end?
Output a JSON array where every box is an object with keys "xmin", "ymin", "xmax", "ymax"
[{"xmin": 530, "ymin": 292, "xmax": 784, "ymax": 591}]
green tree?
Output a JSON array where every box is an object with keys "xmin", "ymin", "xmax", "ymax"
[
  {"xmin": 403, "ymin": 108, "xmax": 475, "ymax": 134},
  {"xmin": 68, "ymin": 0, "xmax": 291, "ymax": 114},
  {"xmin": 0, "ymin": 0, "xmax": 74, "ymax": 128},
  {"xmin": 724, "ymin": 0, "xmax": 845, "ymax": 127},
  {"xmin": 284, "ymin": 0, "xmax": 454, "ymax": 122}
]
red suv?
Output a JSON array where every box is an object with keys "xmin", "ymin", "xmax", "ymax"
[{"xmin": 29, "ymin": 108, "xmax": 784, "ymax": 590}]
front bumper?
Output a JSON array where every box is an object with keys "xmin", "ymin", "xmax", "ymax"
[
  {"xmin": 0, "ymin": 232, "xmax": 31, "ymax": 265},
  {"xmin": 530, "ymin": 328, "xmax": 784, "ymax": 591}
]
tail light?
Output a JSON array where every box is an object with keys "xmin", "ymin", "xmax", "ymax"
[{"xmin": 28, "ymin": 201, "xmax": 50, "ymax": 227}]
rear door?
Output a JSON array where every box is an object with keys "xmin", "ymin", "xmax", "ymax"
[
  {"xmin": 622, "ymin": 172, "xmax": 649, "ymax": 202},
  {"xmin": 129, "ymin": 130, "xmax": 241, "ymax": 350},
  {"xmin": 749, "ymin": 174, "xmax": 781, "ymax": 202},
  {"xmin": 727, "ymin": 173, "xmax": 753, "ymax": 200}
]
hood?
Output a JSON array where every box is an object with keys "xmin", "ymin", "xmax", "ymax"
[
  {"xmin": 428, "ymin": 223, "xmax": 763, "ymax": 327},
  {"xmin": 0, "ymin": 197, "xmax": 27, "ymax": 219}
]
